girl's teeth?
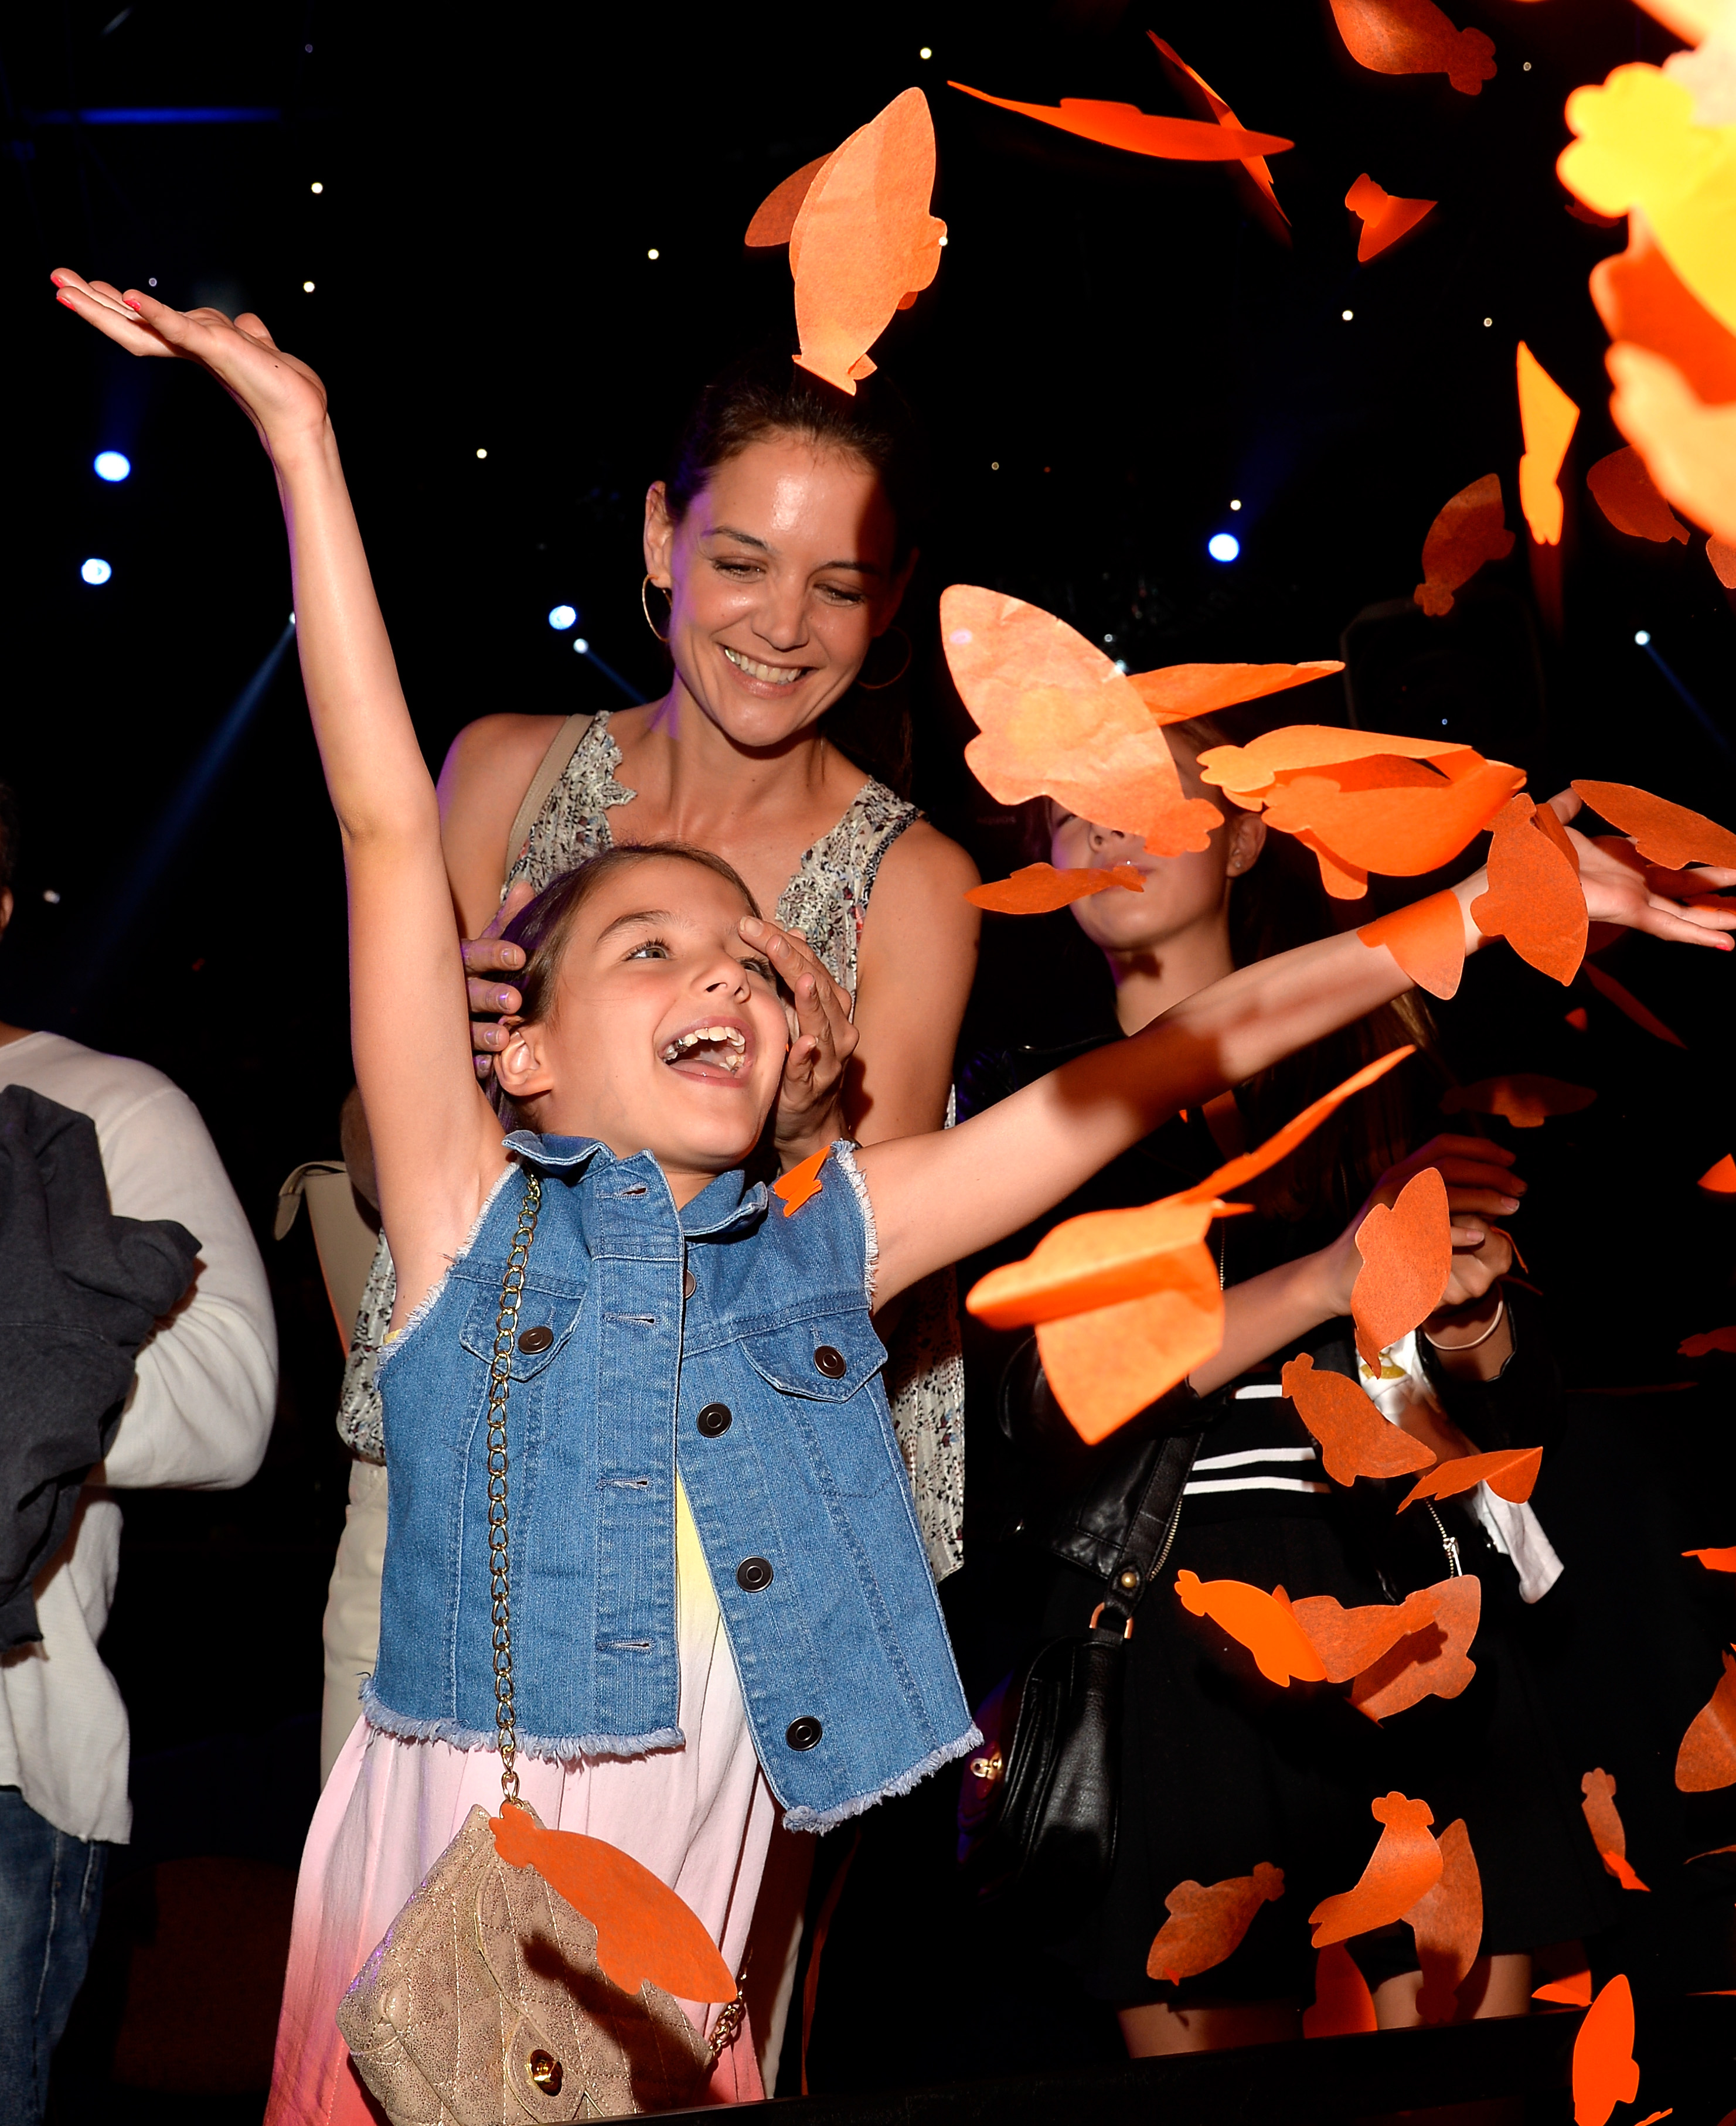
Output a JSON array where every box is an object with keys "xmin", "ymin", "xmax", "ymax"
[{"xmin": 723, "ymin": 646, "xmax": 804, "ymax": 686}]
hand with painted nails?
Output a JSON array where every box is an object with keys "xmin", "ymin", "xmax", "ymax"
[
  {"xmin": 738, "ymin": 917, "xmax": 859, "ymax": 1166},
  {"xmin": 462, "ymin": 880, "xmax": 536, "ymax": 1081}
]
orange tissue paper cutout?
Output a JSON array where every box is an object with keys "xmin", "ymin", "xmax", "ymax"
[
  {"xmin": 787, "ymin": 89, "xmax": 945, "ymax": 394},
  {"xmin": 1591, "ymin": 216, "xmax": 1736, "ymax": 410},
  {"xmin": 1471, "ymin": 795, "xmax": 1589, "ymax": 986},
  {"xmin": 1282, "ymin": 1350, "xmax": 1437, "ymax": 1486},
  {"xmin": 1582, "ymin": 1768, "xmax": 1652, "ymax": 1890},
  {"xmin": 1411, "ymin": 1818, "xmax": 1484, "ymax": 2023},
  {"xmin": 1327, "ymin": 0, "xmax": 1496, "ymax": 94},
  {"xmin": 1196, "ymin": 725, "xmax": 1475, "ymax": 806},
  {"xmin": 1572, "ymin": 1974, "xmax": 1642, "ymax": 2126},
  {"xmin": 1698, "ymin": 1154, "xmax": 1736, "ymax": 1194},
  {"xmin": 1349, "ymin": 1573, "xmax": 1483, "ymax": 1722},
  {"xmin": 1536, "ymin": 1967, "xmax": 1596, "ymax": 2006},
  {"xmin": 1587, "ymin": 445, "xmax": 1691, "ymax": 542},
  {"xmin": 772, "ymin": 1148, "xmax": 828, "ymax": 1218},
  {"xmin": 1571, "ymin": 780, "xmax": 1736, "ymax": 870},
  {"xmin": 1581, "ymin": 964, "xmax": 1687, "ymax": 1049},
  {"xmin": 1440, "ymin": 1074, "xmax": 1597, "ymax": 1128},
  {"xmin": 1708, "ymin": 535, "xmax": 1736, "ymax": 585},
  {"xmin": 1310, "ymin": 1792, "xmax": 1444, "ymax": 1947},
  {"xmin": 489, "ymin": 1812, "xmax": 735, "ymax": 2002},
  {"xmin": 1352, "ymin": 1164, "xmax": 1454, "ymax": 1368},
  {"xmin": 1146, "ymin": 34, "xmax": 1289, "ymax": 225},
  {"xmin": 1346, "ymin": 173, "xmax": 1438, "ymax": 262},
  {"xmin": 1305, "ymin": 1941, "xmax": 1379, "ymax": 2036},
  {"xmin": 1415, "ymin": 473, "xmax": 1516, "ymax": 616},
  {"xmin": 1676, "ymin": 1648, "xmax": 1736, "ymax": 1791},
  {"xmin": 1400, "ymin": 1446, "xmax": 1543, "ymax": 1512},
  {"xmin": 1289, "ymin": 1586, "xmax": 1438, "ymax": 1682},
  {"xmin": 1175, "ymin": 1569, "xmax": 1329, "ymax": 1687},
  {"xmin": 1032, "ymin": 1250, "xmax": 1230, "ymax": 1444},
  {"xmin": 745, "ymin": 152, "xmax": 835, "ymax": 246},
  {"xmin": 1357, "ymin": 891, "xmax": 1467, "ymax": 1001},
  {"xmin": 1257, "ymin": 754, "xmax": 1526, "ymax": 898},
  {"xmin": 1608, "ymin": 342, "xmax": 1736, "ymax": 546},
  {"xmin": 1146, "ymin": 1862, "xmax": 1285, "ymax": 1983},
  {"xmin": 1125, "ymin": 659, "xmax": 1344, "ymax": 725},
  {"xmin": 1684, "ymin": 1541, "xmax": 1736, "ymax": 1564},
  {"xmin": 948, "ymin": 80, "xmax": 1293, "ymax": 162},
  {"xmin": 966, "ymin": 863, "xmax": 1143, "ymax": 914},
  {"xmin": 1517, "ymin": 342, "xmax": 1580, "ymax": 546},
  {"xmin": 1681, "ymin": 1330, "xmax": 1736, "ymax": 1357}
]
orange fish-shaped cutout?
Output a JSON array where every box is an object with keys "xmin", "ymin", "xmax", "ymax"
[
  {"xmin": 1125, "ymin": 659, "xmax": 1344, "ymax": 725},
  {"xmin": 1684, "ymin": 1541, "xmax": 1736, "ymax": 1564},
  {"xmin": 1146, "ymin": 34, "xmax": 1288, "ymax": 227},
  {"xmin": 1282, "ymin": 1350, "xmax": 1438, "ymax": 1486},
  {"xmin": 1350, "ymin": 1573, "xmax": 1482, "ymax": 1721},
  {"xmin": 745, "ymin": 152, "xmax": 834, "ymax": 246},
  {"xmin": 1588, "ymin": 445, "xmax": 1691, "ymax": 543},
  {"xmin": 1146, "ymin": 1861, "xmax": 1285, "ymax": 1982},
  {"xmin": 948, "ymin": 81, "xmax": 1292, "ymax": 163},
  {"xmin": 1257, "ymin": 754, "xmax": 1527, "ymax": 901},
  {"xmin": 1440, "ymin": 1074, "xmax": 1597, "ymax": 1129},
  {"xmin": 1677, "ymin": 1648, "xmax": 1736, "ymax": 1791},
  {"xmin": 1415, "ymin": 474, "xmax": 1516, "ymax": 616},
  {"xmin": 1517, "ymin": 342, "xmax": 1580, "ymax": 546},
  {"xmin": 1305, "ymin": 1941, "xmax": 1379, "ymax": 2036},
  {"xmin": 1352, "ymin": 1164, "xmax": 1454, "ymax": 1368},
  {"xmin": 1471, "ymin": 795, "xmax": 1589, "ymax": 986},
  {"xmin": 1289, "ymin": 1586, "xmax": 1437, "ymax": 1682},
  {"xmin": 1536, "ymin": 1968, "xmax": 1596, "ymax": 2007},
  {"xmin": 1358, "ymin": 891, "xmax": 1467, "ymax": 1001},
  {"xmin": 1582, "ymin": 1768, "xmax": 1651, "ymax": 1890},
  {"xmin": 1401, "ymin": 1446, "xmax": 1543, "ymax": 1512},
  {"xmin": 787, "ymin": 90, "xmax": 945, "ymax": 393},
  {"xmin": 1411, "ymin": 1818, "xmax": 1484, "ymax": 2023},
  {"xmin": 1310, "ymin": 1791, "xmax": 1444, "ymax": 1947},
  {"xmin": 1572, "ymin": 1974, "xmax": 1642, "ymax": 2126},
  {"xmin": 1699, "ymin": 1154, "xmax": 1736, "ymax": 1194},
  {"xmin": 1327, "ymin": 0, "xmax": 1496, "ymax": 94},
  {"xmin": 1581, "ymin": 964, "xmax": 1687, "ymax": 1048},
  {"xmin": 772, "ymin": 1148, "xmax": 828, "ymax": 1218},
  {"xmin": 1346, "ymin": 173, "xmax": 1438, "ymax": 262},
  {"xmin": 1175, "ymin": 1569, "xmax": 1328, "ymax": 1687},
  {"xmin": 1197, "ymin": 725, "xmax": 1476, "ymax": 808},
  {"xmin": 966, "ymin": 862, "xmax": 1143, "ymax": 915},
  {"xmin": 1571, "ymin": 780, "xmax": 1736, "ymax": 870},
  {"xmin": 490, "ymin": 1810, "xmax": 736, "ymax": 2001},
  {"xmin": 1590, "ymin": 215, "xmax": 1736, "ymax": 410}
]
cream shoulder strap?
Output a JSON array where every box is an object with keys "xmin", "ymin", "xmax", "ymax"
[{"xmin": 502, "ymin": 713, "xmax": 593, "ymax": 886}]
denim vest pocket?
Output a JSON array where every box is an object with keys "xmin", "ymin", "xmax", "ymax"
[
  {"xmin": 737, "ymin": 1310, "xmax": 886, "ymax": 1401},
  {"xmin": 457, "ymin": 1283, "xmax": 586, "ymax": 1382}
]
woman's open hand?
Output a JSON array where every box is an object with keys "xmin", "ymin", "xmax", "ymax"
[
  {"xmin": 739, "ymin": 917, "xmax": 859, "ymax": 1166},
  {"xmin": 1318, "ymin": 1133, "xmax": 1521, "ymax": 1322},
  {"xmin": 1552, "ymin": 789, "xmax": 1736, "ymax": 949},
  {"xmin": 50, "ymin": 270, "xmax": 328, "ymax": 455}
]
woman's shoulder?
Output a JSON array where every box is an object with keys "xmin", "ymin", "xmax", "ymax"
[
  {"xmin": 863, "ymin": 811, "xmax": 980, "ymax": 904},
  {"xmin": 438, "ymin": 713, "xmax": 570, "ymax": 797}
]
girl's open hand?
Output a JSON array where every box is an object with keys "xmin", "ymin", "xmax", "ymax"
[
  {"xmin": 50, "ymin": 270, "xmax": 328, "ymax": 454},
  {"xmin": 1551, "ymin": 790, "xmax": 1736, "ymax": 949},
  {"xmin": 739, "ymin": 917, "xmax": 859, "ymax": 1165},
  {"xmin": 1318, "ymin": 1134, "xmax": 1521, "ymax": 1320}
]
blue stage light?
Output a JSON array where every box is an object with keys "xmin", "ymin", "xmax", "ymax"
[
  {"xmin": 94, "ymin": 450, "xmax": 131, "ymax": 482},
  {"xmin": 81, "ymin": 557, "xmax": 113, "ymax": 585},
  {"xmin": 548, "ymin": 604, "xmax": 577, "ymax": 631},
  {"xmin": 574, "ymin": 637, "xmax": 590, "ymax": 655},
  {"xmin": 1634, "ymin": 629, "xmax": 1650, "ymax": 646},
  {"xmin": 1208, "ymin": 533, "xmax": 1240, "ymax": 563}
]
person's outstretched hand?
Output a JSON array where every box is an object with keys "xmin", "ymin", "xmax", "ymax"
[
  {"xmin": 1553, "ymin": 790, "xmax": 1736, "ymax": 949},
  {"xmin": 738, "ymin": 917, "xmax": 859, "ymax": 1166},
  {"xmin": 1318, "ymin": 1133, "xmax": 1520, "ymax": 1325}
]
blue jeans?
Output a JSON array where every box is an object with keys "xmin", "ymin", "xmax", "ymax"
[{"xmin": 0, "ymin": 1787, "xmax": 108, "ymax": 2124}]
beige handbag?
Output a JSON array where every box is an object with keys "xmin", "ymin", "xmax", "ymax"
[{"xmin": 336, "ymin": 1176, "xmax": 740, "ymax": 2121}]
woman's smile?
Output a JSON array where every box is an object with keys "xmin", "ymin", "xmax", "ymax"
[{"xmin": 719, "ymin": 642, "xmax": 814, "ymax": 691}]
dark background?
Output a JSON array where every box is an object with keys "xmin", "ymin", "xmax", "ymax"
[{"xmin": 4, "ymin": 1, "xmax": 1735, "ymax": 2116}]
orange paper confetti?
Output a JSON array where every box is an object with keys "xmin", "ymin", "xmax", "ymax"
[
  {"xmin": 745, "ymin": 152, "xmax": 833, "ymax": 246},
  {"xmin": 1357, "ymin": 891, "xmax": 1467, "ymax": 1001},
  {"xmin": 1414, "ymin": 473, "xmax": 1516, "ymax": 616},
  {"xmin": 1590, "ymin": 216, "xmax": 1736, "ymax": 409},
  {"xmin": 1684, "ymin": 1542, "xmax": 1736, "ymax": 1565},
  {"xmin": 1400, "ymin": 1446, "xmax": 1543, "ymax": 1512},
  {"xmin": 1439, "ymin": 1074, "xmax": 1597, "ymax": 1128},
  {"xmin": 966, "ymin": 862, "xmax": 1144, "ymax": 914},
  {"xmin": 1175, "ymin": 1569, "xmax": 1329, "ymax": 1687},
  {"xmin": 1677, "ymin": 1648, "xmax": 1736, "ymax": 1791},
  {"xmin": 490, "ymin": 1811, "xmax": 735, "ymax": 2001},
  {"xmin": 1352, "ymin": 1165, "xmax": 1454, "ymax": 1368},
  {"xmin": 1146, "ymin": 1862, "xmax": 1285, "ymax": 1983},
  {"xmin": 1125, "ymin": 659, "xmax": 1344, "ymax": 725},
  {"xmin": 1587, "ymin": 445, "xmax": 1691, "ymax": 542},
  {"xmin": 1582, "ymin": 964, "xmax": 1687, "ymax": 1048},
  {"xmin": 1327, "ymin": 0, "xmax": 1496, "ymax": 94},
  {"xmin": 1708, "ymin": 536, "xmax": 1736, "ymax": 586},
  {"xmin": 1034, "ymin": 1253, "xmax": 1229, "ymax": 1444},
  {"xmin": 1289, "ymin": 1586, "xmax": 1438, "ymax": 1682},
  {"xmin": 1350, "ymin": 1573, "xmax": 1482, "ymax": 1721},
  {"xmin": 1582, "ymin": 1769, "xmax": 1651, "ymax": 1891},
  {"xmin": 1282, "ymin": 1350, "xmax": 1438, "ymax": 1486},
  {"xmin": 1411, "ymin": 1818, "xmax": 1484, "ymax": 2023},
  {"xmin": 1146, "ymin": 34, "xmax": 1289, "ymax": 225},
  {"xmin": 772, "ymin": 1148, "xmax": 828, "ymax": 1218},
  {"xmin": 1471, "ymin": 795, "xmax": 1589, "ymax": 986},
  {"xmin": 948, "ymin": 81, "xmax": 1292, "ymax": 162},
  {"xmin": 1517, "ymin": 343, "xmax": 1581, "ymax": 546},
  {"xmin": 1197, "ymin": 726, "xmax": 1478, "ymax": 806},
  {"xmin": 1571, "ymin": 780, "xmax": 1736, "ymax": 870},
  {"xmin": 1346, "ymin": 173, "xmax": 1438, "ymax": 262},
  {"xmin": 1682, "ymin": 1328, "xmax": 1736, "ymax": 1358},
  {"xmin": 1572, "ymin": 1974, "xmax": 1641, "ymax": 2126},
  {"xmin": 1608, "ymin": 343, "xmax": 1736, "ymax": 545},
  {"xmin": 1258, "ymin": 755, "xmax": 1527, "ymax": 898},
  {"xmin": 1536, "ymin": 1968, "xmax": 1596, "ymax": 2006},
  {"xmin": 1699, "ymin": 1154, "xmax": 1736, "ymax": 1194},
  {"xmin": 1305, "ymin": 1941, "xmax": 1379, "ymax": 2035},
  {"xmin": 1310, "ymin": 1791, "xmax": 1444, "ymax": 1947}
]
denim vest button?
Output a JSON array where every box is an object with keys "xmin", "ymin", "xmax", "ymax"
[
  {"xmin": 683, "ymin": 1268, "xmax": 697, "ymax": 1298},
  {"xmin": 785, "ymin": 1716, "xmax": 823, "ymax": 1751},
  {"xmin": 696, "ymin": 1403, "xmax": 733, "ymax": 1437},
  {"xmin": 812, "ymin": 1345, "xmax": 847, "ymax": 1379},
  {"xmin": 517, "ymin": 1324, "xmax": 554, "ymax": 1354},
  {"xmin": 736, "ymin": 1556, "xmax": 773, "ymax": 1593}
]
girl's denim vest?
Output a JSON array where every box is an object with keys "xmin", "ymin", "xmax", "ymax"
[{"xmin": 365, "ymin": 1135, "xmax": 978, "ymax": 1830}]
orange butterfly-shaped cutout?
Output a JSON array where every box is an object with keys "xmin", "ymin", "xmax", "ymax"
[
  {"xmin": 1305, "ymin": 1941, "xmax": 1378, "ymax": 2035},
  {"xmin": 1517, "ymin": 343, "xmax": 1580, "ymax": 546},
  {"xmin": 491, "ymin": 1810, "xmax": 735, "ymax": 2001},
  {"xmin": 1684, "ymin": 1541, "xmax": 1736, "ymax": 1565},
  {"xmin": 1571, "ymin": 780, "xmax": 1736, "ymax": 870},
  {"xmin": 1590, "ymin": 213, "xmax": 1736, "ymax": 410},
  {"xmin": 1346, "ymin": 173, "xmax": 1438, "ymax": 263},
  {"xmin": 1146, "ymin": 34, "xmax": 1288, "ymax": 229},
  {"xmin": 1414, "ymin": 473, "xmax": 1516, "ymax": 617},
  {"xmin": 1471, "ymin": 794, "xmax": 1589, "ymax": 986},
  {"xmin": 784, "ymin": 90, "xmax": 945, "ymax": 394},
  {"xmin": 1588, "ymin": 445, "xmax": 1690, "ymax": 543},
  {"xmin": 772, "ymin": 1149, "xmax": 828, "ymax": 1218},
  {"xmin": 1310, "ymin": 1792, "xmax": 1444, "ymax": 1946},
  {"xmin": 1680, "ymin": 1331, "xmax": 1736, "ymax": 1358},
  {"xmin": 948, "ymin": 81, "xmax": 1292, "ymax": 162},
  {"xmin": 1572, "ymin": 1974, "xmax": 1642, "ymax": 2126},
  {"xmin": 1146, "ymin": 1861, "xmax": 1285, "ymax": 1983},
  {"xmin": 1400, "ymin": 1446, "xmax": 1542, "ymax": 1512},
  {"xmin": 1699, "ymin": 1154, "xmax": 1736, "ymax": 1194},
  {"xmin": 966, "ymin": 863, "xmax": 1143, "ymax": 915},
  {"xmin": 1357, "ymin": 891, "xmax": 1467, "ymax": 1001},
  {"xmin": 1250, "ymin": 752, "xmax": 1526, "ymax": 902},
  {"xmin": 1581, "ymin": 964, "xmax": 1687, "ymax": 1049},
  {"xmin": 1582, "ymin": 1767, "xmax": 1651, "ymax": 1890},
  {"xmin": 1352, "ymin": 1164, "xmax": 1454, "ymax": 1368},
  {"xmin": 1677, "ymin": 1647, "xmax": 1736, "ymax": 1790},
  {"xmin": 1327, "ymin": 0, "xmax": 1496, "ymax": 94},
  {"xmin": 1440, "ymin": 1074, "xmax": 1596, "ymax": 1129},
  {"xmin": 1411, "ymin": 1817, "xmax": 1484, "ymax": 2023},
  {"xmin": 1125, "ymin": 659, "xmax": 1343, "ymax": 725},
  {"xmin": 941, "ymin": 584, "xmax": 1224, "ymax": 858},
  {"xmin": 1175, "ymin": 1570, "xmax": 1327, "ymax": 1687},
  {"xmin": 1281, "ymin": 1350, "xmax": 1437, "ymax": 1486}
]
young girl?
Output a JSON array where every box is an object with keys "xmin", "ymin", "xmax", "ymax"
[{"xmin": 49, "ymin": 269, "xmax": 1735, "ymax": 2122}]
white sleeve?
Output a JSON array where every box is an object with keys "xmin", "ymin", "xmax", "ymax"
[{"xmin": 93, "ymin": 1083, "xmax": 278, "ymax": 1491}]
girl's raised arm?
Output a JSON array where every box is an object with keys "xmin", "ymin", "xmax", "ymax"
[{"xmin": 52, "ymin": 272, "xmax": 504, "ymax": 1316}]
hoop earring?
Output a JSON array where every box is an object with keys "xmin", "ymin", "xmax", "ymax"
[
  {"xmin": 856, "ymin": 624, "xmax": 911, "ymax": 693},
  {"xmin": 640, "ymin": 573, "xmax": 672, "ymax": 643}
]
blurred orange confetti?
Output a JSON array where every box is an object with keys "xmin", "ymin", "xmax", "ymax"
[
  {"xmin": 1572, "ymin": 1974, "xmax": 1641, "ymax": 2126},
  {"xmin": 1146, "ymin": 33, "xmax": 1289, "ymax": 225},
  {"xmin": 1581, "ymin": 963, "xmax": 1687, "ymax": 1048},
  {"xmin": 1174, "ymin": 1569, "xmax": 1328, "ymax": 1687},
  {"xmin": 1582, "ymin": 1768, "xmax": 1651, "ymax": 1891},
  {"xmin": 1471, "ymin": 795, "xmax": 1589, "ymax": 986},
  {"xmin": 1259, "ymin": 753, "xmax": 1527, "ymax": 900},
  {"xmin": 1609, "ymin": 342, "xmax": 1736, "ymax": 544},
  {"xmin": 1400, "ymin": 1446, "xmax": 1543, "ymax": 1511},
  {"xmin": 1440, "ymin": 1075, "xmax": 1597, "ymax": 1128},
  {"xmin": 1414, "ymin": 473, "xmax": 1516, "ymax": 616},
  {"xmin": 1352, "ymin": 1166, "xmax": 1454, "ymax": 1368},
  {"xmin": 1591, "ymin": 217, "xmax": 1736, "ymax": 408},
  {"xmin": 745, "ymin": 152, "xmax": 833, "ymax": 246},
  {"xmin": 1517, "ymin": 343, "xmax": 1580, "ymax": 546},
  {"xmin": 1146, "ymin": 1862, "xmax": 1285, "ymax": 1983},
  {"xmin": 1305, "ymin": 1941, "xmax": 1378, "ymax": 2035},
  {"xmin": 771, "ymin": 1148, "xmax": 828, "ymax": 1218},
  {"xmin": 1346, "ymin": 172, "xmax": 1438, "ymax": 261},
  {"xmin": 1411, "ymin": 1818, "xmax": 1483, "ymax": 2023},
  {"xmin": 1358, "ymin": 891, "xmax": 1468, "ymax": 1001},
  {"xmin": 1310, "ymin": 1792, "xmax": 1444, "ymax": 1946},
  {"xmin": 948, "ymin": 80, "xmax": 1292, "ymax": 161},
  {"xmin": 1587, "ymin": 445, "xmax": 1690, "ymax": 541},
  {"xmin": 1565, "ymin": 1006, "xmax": 1591, "ymax": 1030},
  {"xmin": 1677, "ymin": 1648, "xmax": 1736, "ymax": 1790},
  {"xmin": 1126, "ymin": 660, "xmax": 1344, "ymax": 725},
  {"xmin": 1681, "ymin": 1330, "xmax": 1736, "ymax": 1358},
  {"xmin": 1699, "ymin": 1154, "xmax": 1736, "ymax": 1193},
  {"xmin": 966, "ymin": 863, "xmax": 1144, "ymax": 914},
  {"xmin": 1350, "ymin": 1573, "xmax": 1482, "ymax": 1721},
  {"xmin": 1684, "ymin": 1541, "xmax": 1736, "ymax": 1563},
  {"xmin": 1289, "ymin": 1586, "xmax": 1438, "ymax": 1682},
  {"xmin": 1536, "ymin": 1967, "xmax": 1595, "ymax": 2006},
  {"xmin": 1708, "ymin": 536, "xmax": 1736, "ymax": 585},
  {"xmin": 1571, "ymin": 779, "xmax": 1736, "ymax": 870},
  {"xmin": 1327, "ymin": 0, "xmax": 1496, "ymax": 94},
  {"xmin": 787, "ymin": 90, "xmax": 945, "ymax": 394},
  {"xmin": 1281, "ymin": 1350, "xmax": 1438, "ymax": 1485}
]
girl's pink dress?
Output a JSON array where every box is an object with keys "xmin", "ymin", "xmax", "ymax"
[{"xmin": 267, "ymin": 1488, "xmax": 777, "ymax": 2122}]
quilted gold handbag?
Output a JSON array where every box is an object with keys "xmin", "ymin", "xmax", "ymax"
[{"xmin": 336, "ymin": 1175, "xmax": 741, "ymax": 2122}]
